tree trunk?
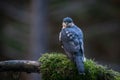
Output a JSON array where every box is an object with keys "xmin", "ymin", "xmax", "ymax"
[{"xmin": 30, "ymin": 0, "xmax": 49, "ymax": 80}]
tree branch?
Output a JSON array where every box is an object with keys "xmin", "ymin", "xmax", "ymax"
[{"xmin": 0, "ymin": 60, "xmax": 41, "ymax": 73}]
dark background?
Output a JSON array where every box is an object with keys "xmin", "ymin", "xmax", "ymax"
[{"xmin": 0, "ymin": 0, "xmax": 120, "ymax": 80}]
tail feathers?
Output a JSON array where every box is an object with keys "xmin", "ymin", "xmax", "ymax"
[{"xmin": 74, "ymin": 55, "xmax": 85, "ymax": 74}]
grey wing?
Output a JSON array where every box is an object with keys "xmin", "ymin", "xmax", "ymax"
[
  {"xmin": 66, "ymin": 30, "xmax": 85, "ymax": 57},
  {"xmin": 79, "ymin": 39, "xmax": 86, "ymax": 61},
  {"xmin": 65, "ymin": 30, "xmax": 81, "ymax": 52}
]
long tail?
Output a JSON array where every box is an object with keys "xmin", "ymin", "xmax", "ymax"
[{"xmin": 74, "ymin": 53, "xmax": 85, "ymax": 74}]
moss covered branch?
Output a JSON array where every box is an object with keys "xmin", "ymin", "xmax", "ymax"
[
  {"xmin": 39, "ymin": 53, "xmax": 120, "ymax": 80},
  {"xmin": 0, "ymin": 53, "xmax": 119, "ymax": 80}
]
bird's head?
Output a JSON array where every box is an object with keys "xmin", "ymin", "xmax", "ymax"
[{"xmin": 62, "ymin": 17, "xmax": 74, "ymax": 28}]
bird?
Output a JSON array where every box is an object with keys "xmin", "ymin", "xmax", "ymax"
[{"xmin": 59, "ymin": 17, "xmax": 86, "ymax": 74}]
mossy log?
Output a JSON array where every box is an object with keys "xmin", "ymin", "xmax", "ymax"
[
  {"xmin": 39, "ymin": 53, "xmax": 120, "ymax": 80},
  {"xmin": 0, "ymin": 53, "xmax": 119, "ymax": 80}
]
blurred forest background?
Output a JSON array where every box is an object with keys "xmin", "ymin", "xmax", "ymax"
[{"xmin": 0, "ymin": 0, "xmax": 120, "ymax": 80}]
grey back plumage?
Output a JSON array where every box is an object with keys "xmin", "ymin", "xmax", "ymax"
[{"xmin": 59, "ymin": 25, "xmax": 85, "ymax": 74}]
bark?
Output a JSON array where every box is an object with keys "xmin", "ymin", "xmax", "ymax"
[{"xmin": 0, "ymin": 60, "xmax": 41, "ymax": 73}]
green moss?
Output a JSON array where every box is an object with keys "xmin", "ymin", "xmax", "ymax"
[{"xmin": 38, "ymin": 53, "xmax": 120, "ymax": 80}]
